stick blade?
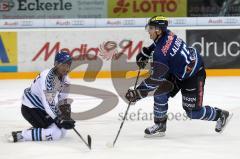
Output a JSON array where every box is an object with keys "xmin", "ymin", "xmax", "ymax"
[
  {"xmin": 87, "ymin": 135, "xmax": 92, "ymax": 149},
  {"xmin": 106, "ymin": 142, "xmax": 114, "ymax": 148}
]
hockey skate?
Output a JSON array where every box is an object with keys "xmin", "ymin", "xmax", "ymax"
[
  {"xmin": 144, "ymin": 117, "xmax": 167, "ymax": 138},
  {"xmin": 215, "ymin": 110, "xmax": 230, "ymax": 133},
  {"xmin": 8, "ymin": 131, "xmax": 23, "ymax": 143}
]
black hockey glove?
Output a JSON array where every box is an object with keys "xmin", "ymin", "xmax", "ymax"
[
  {"xmin": 55, "ymin": 117, "xmax": 75, "ymax": 130},
  {"xmin": 125, "ymin": 88, "xmax": 148, "ymax": 103},
  {"xmin": 55, "ymin": 104, "xmax": 75, "ymax": 129},
  {"xmin": 136, "ymin": 47, "xmax": 151, "ymax": 69}
]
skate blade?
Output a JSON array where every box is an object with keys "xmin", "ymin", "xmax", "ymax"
[
  {"xmin": 144, "ymin": 132, "xmax": 165, "ymax": 138},
  {"xmin": 216, "ymin": 112, "xmax": 232, "ymax": 134}
]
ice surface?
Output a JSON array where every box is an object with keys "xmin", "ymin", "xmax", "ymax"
[{"xmin": 0, "ymin": 77, "xmax": 239, "ymax": 159}]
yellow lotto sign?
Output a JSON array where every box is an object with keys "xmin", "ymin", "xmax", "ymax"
[
  {"xmin": 108, "ymin": 0, "xmax": 187, "ymax": 18},
  {"xmin": 0, "ymin": 32, "xmax": 17, "ymax": 72}
]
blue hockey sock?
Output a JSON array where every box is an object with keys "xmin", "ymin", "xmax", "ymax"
[{"xmin": 186, "ymin": 106, "xmax": 221, "ymax": 121}]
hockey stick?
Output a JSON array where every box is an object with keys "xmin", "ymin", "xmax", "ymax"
[
  {"xmin": 112, "ymin": 68, "xmax": 141, "ymax": 147},
  {"xmin": 73, "ymin": 127, "xmax": 92, "ymax": 150}
]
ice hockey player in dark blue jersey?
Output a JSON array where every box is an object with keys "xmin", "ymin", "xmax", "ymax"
[
  {"xmin": 125, "ymin": 15, "xmax": 230, "ymax": 137},
  {"xmin": 8, "ymin": 51, "xmax": 75, "ymax": 142}
]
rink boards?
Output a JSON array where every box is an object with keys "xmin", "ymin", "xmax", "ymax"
[{"xmin": 0, "ymin": 26, "xmax": 240, "ymax": 78}]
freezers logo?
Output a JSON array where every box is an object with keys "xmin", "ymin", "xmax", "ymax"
[{"xmin": 0, "ymin": 32, "xmax": 17, "ymax": 72}]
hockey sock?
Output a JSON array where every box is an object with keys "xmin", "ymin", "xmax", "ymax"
[{"xmin": 186, "ymin": 106, "xmax": 221, "ymax": 121}]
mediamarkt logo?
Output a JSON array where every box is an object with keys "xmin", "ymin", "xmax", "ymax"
[
  {"xmin": 17, "ymin": 0, "xmax": 72, "ymax": 11},
  {"xmin": 32, "ymin": 41, "xmax": 143, "ymax": 61},
  {"xmin": 113, "ymin": 0, "xmax": 177, "ymax": 13}
]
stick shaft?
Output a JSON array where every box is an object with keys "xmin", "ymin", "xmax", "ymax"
[{"xmin": 113, "ymin": 68, "xmax": 141, "ymax": 146}]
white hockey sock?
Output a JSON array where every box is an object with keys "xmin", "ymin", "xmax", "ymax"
[{"xmin": 21, "ymin": 124, "xmax": 66, "ymax": 141}]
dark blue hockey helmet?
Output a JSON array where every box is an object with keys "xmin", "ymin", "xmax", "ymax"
[
  {"xmin": 146, "ymin": 15, "xmax": 168, "ymax": 32},
  {"xmin": 54, "ymin": 51, "xmax": 72, "ymax": 65}
]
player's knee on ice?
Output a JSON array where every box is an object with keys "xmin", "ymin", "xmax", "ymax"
[
  {"xmin": 44, "ymin": 124, "xmax": 65, "ymax": 140},
  {"xmin": 21, "ymin": 123, "xmax": 67, "ymax": 141}
]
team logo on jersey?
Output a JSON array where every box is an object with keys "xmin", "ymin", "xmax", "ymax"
[
  {"xmin": 0, "ymin": 32, "xmax": 17, "ymax": 72},
  {"xmin": 44, "ymin": 90, "xmax": 59, "ymax": 115},
  {"xmin": 44, "ymin": 90, "xmax": 57, "ymax": 106}
]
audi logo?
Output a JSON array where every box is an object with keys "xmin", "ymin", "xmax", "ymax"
[
  {"xmin": 72, "ymin": 20, "xmax": 84, "ymax": 25},
  {"xmin": 21, "ymin": 21, "xmax": 33, "ymax": 26}
]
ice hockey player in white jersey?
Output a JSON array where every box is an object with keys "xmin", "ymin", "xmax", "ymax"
[{"xmin": 8, "ymin": 51, "xmax": 75, "ymax": 142}]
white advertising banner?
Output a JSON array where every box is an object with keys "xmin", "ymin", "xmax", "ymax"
[
  {"xmin": 95, "ymin": 18, "xmax": 147, "ymax": 27},
  {"xmin": 18, "ymin": 28, "xmax": 185, "ymax": 72},
  {"xmin": 1, "ymin": 17, "xmax": 240, "ymax": 28}
]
